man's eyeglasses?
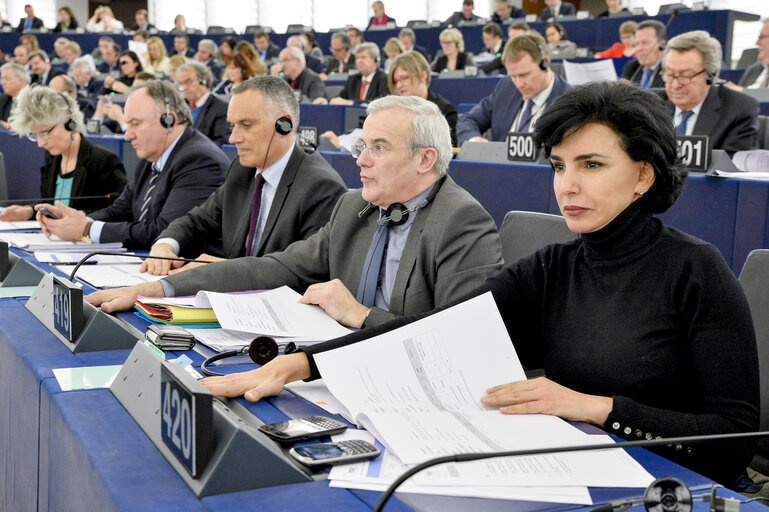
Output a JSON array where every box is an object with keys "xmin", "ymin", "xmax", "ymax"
[
  {"xmin": 27, "ymin": 125, "xmax": 56, "ymax": 142},
  {"xmin": 351, "ymin": 140, "xmax": 424, "ymax": 160},
  {"xmin": 661, "ymin": 69, "xmax": 706, "ymax": 85}
]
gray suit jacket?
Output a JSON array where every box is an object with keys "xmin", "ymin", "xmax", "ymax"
[
  {"xmin": 738, "ymin": 61, "xmax": 766, "ymax": 88},
  {"xmin": 157, "ymin": 143, "xmax": 347, "ymax": 259},
  {"xmin": 165, "ymin": 176, "xmax": 503, "ymax": 327}
]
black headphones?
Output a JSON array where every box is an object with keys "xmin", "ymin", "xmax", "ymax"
[
  {"xmin": 275, "ymin": 116, "xmax": 292, "ymax": 135},
  {"xmin": 201, "ymin": 336, "xmax": 299, "ymax": 376},
  {"xmin": 159, "ymin": 81, "xmax": 176, "ymax": 129},
  {"xmin": 548, "ymin": 22, "xmax": 567, "ymax": 40},
  {"xmin": 57, "ymin": 92, "xmax": 77, "ymax": 132},
  {"xmin": 523, "ymin": 34, "xmax": 548, "ymax": 70},
  {"xmin": 378, "ymin": 200, "xmax": 429, "ymax": 227}
]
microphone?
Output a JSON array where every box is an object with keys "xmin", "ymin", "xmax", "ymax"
[
  {"xmin": 67, "ymin": 251, "xmax": 213, "ymax": 282},
  {"xmin": 373, "ymin": 430, "xmax": 769, "ymax": 511},
  {"xmin": 0, "ymin": 192, "xmax": 123, "ymax": 206}
]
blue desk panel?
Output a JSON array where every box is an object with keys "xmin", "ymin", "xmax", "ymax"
[{"xmin": 300, "ymin": 104, "xmax": 348, "ymax": 135}]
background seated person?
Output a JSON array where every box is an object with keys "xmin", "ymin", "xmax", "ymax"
[
  {"xmin": 398, "ymin": 28, "xmax": 431, "ymax": 63},
  {"xmin": 87, "ymin": 96, "xmax": 503, "ymax": 330},
  {"xmin": 659, "ymin": 30, "xmax": 758, "ymax": 155},
  {"xmin": 597, "ymin": 0, "xmax": 630, "ymax": 17},
  {"xmin": 727, "ymin": 19, "xmax": 769, "ymax": 91},
  {"xmin": 443, "ymin": 0, "xmax": 481, "ymax": 26},
  {"xmin": 146, "ymin": 36, "xmax": 170, "ymax": 76},
  {"xmin": 199, "ymin": 81, "xmax": 759, "ymax": 491},
  {"xmin": 457, "ymin": 32, "xmax": 570, "ymax": 144},
  {"xmin": 177, "ymin": 62, "xmax": 231, "ymax": 147},
  {"xmin": 0, "ymin": 63, "xmax": 30, "ymax": 129},
  {"xmin": 0, "ymin": 86, "xmax": 127, "ymax": 221},
  {"xmin": 86, "ymin": 6, "xmax": 123, "ymax": 32},
  {"xmin": 540, "ymin": 0, "xmax": 575, "ymax": 22},
  {"xmin": 383, "ymin": 37, "xmax": 405, "ymax": 72},
  {"xmin": 367, "ymin": 1, "xmax": 396, "ymax": 30},
  {"xmin": 314, "ymin": 42, "xmax": 389, "ymax": 105},
  {"xmin": 285, "ymin": 35, "xmax": 323, "ymax": 74},
  {"xmin": 544, "ymin": 23, "xmax": 577, "ymax": 58},
  {"xmin": 321, "ymin": 32, "xmax": 356, "ymax": 79},
  {"xmin": 491, "ymin": 0, "xmax": 525, "ymax": 24},
  {"xmin": 620, "ymin": 19, "xmax": 666, "ymax": 89},
  {"xmin": 479, "ymin": 22, "xmax": 506, "ymax": 75},
  {"xmin": 102, "ymin": 50, "xmax": 142, "ymax": 94},
  {"xmin": 594, "ymin": 20, "xmax": 637, "ymax": 58},
  {"xmin": 276, "ymin": 47, "xmax": 327, "ymax": 102},
  {"xmin": 431, "ymin": 28, "xmax": 475, "ymax": 73},
  {"xmin": 214, "ymin": 53, "xmax": 255, "ymax": 96},
  {"xmin": 235, "ymin": 41, "xmax": 268, "ymax": 77}
]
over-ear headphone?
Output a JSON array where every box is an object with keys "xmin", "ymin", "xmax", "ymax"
[
  {"xmin": 523, "ymin": 34, "xmax": 548, "ymax": 70},
  {"xmin": 378, "ymin": 200, "xmax": 429, "ymax": 227},
  {"xmin": 57, "ymin": 92, "xmax": 77, "ymax": 132},
  {"xmin": 275, "ymin": 116, "xmax": 292, "ymax": 135},
  {"xmin": 159, "ymin": 81, "xmax": 176, "ymax": 129},
  {"xmin": 200, "ymin": 336, "xmax": 299, "ymax": 376}
]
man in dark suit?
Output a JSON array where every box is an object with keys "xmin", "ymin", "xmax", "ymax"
[
  {"xmin": 49, "ymin": 74, "xmax": 96, "ymax": 121},
  {"xmin": 286, "ymin": 35, "xmax": 324, "ymax": 74},
  {"xmin": 71, "ymin": 58, "xmax": 104, "ymax": 99},
  {"xmin": 177, "ymin": 62, "xmax": 231, "ymax": 147},
  {"xmin": 621, "ymin": 20, "xmax": 666, "ymax": 89},
  {"xmin": 729, "ymin": 19, "xmax": 769, "ymax": 91},
  {"xmin": 0, "ymin": 62, "xmax": 30, "ymax": 129},
  {"xmin": 315, "ymin": 43, "xmax": 389, "ymax": 105},
  {"xmin": 457, "ymin": 33, "xmax": 571, "ymax": 144},
  {"xmin": 480, "ymin": 22, "xmax": 507, "ymax": 74},
  {"xmin": 28, "ymin": 51, "xmax": 65, "ymax": 86},
  {"xmin": 322, "ymin": 31, "xmax": 356, "ymax": 78},
  {"xmin": 172, "ymin": 35, "xmax": 196, "ymax": 59},
  {"xmin": 86, "ymin": 96, "xmax": 503, "ymax": 332},
  {"xmin": 197, "ymin": 39, "xmax": 224, "ymax": 80},
  {"xmin": 16, "ymin": 4, "xmax": 43, "ymax": 32},
  {"xmin": 540, "ymin": 0, "xmax": 576, "ymax": 21},
  {"xmin": 255, "ymin": 31, "xmax": 281, "ymax": 63},
  {"xmin": 278, "ymin": 47, "xmax": 327, "ymax": 102},
  {"xmin": 141, "ymin": 76, "xmax": 347, "ymax": 276},
  {"xmin": 444, "ymin": 0, "xmax": 482, "ymax": 26},
  {"xmin": 399, "ymin": 28, "xmax": 431, "ymax": 62},
  {"xmin": 491, "ymin": 0, "xmax": 525, "ymax": 24},
  {"xmin": 129, "ymin": 9, "xmax": 155, "ymax": 33},
  {"xmin": 37, "ymin": 82, "xmax": 228, "ymax": 250},
  {"xmin": 96, "ymin": 43, "xmax": 121, "ymax": 75},
  {"xmin": 660, "ymin": 30, "xmax": 758, "ymax": 155}
]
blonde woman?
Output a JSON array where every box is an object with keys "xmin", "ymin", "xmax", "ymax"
[
  {"xmin": 431, "ymin": 28, "xmax": 474, "ymax": 72},
  {"xmin": 383, "ymin": 37, "xmax": 404, "ymax": 71},
  {"xmin": 146, "ymin": 37, "xmax": 171, "ymax": 75},
  {"xmin": 86, "ymin": 6, "xmax": 124, "ymax": 32}
]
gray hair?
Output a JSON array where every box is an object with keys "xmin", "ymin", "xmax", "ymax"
[
  {"xmin": 398, "ymin": 27, "xmax": 416, "ymax": 43},
  {"xmin": 71, "ymin": 57, "xmax": 96, "ymax": 74},
  {"xmin": 233, "ymin": 75, "xmax": 300, "ymax": 126},
  {"xmin": 287, "ymin": 35, "xmax": 306, "ymax": 50},
  {"xmin": 0, "ymin": 63, "xmax": 31, "ymax": 85},
  {"xmin": 129, "ymin": 80, "xmax": 192, "ymax": 126},
  {"xmin": 28, "ymin": 50, "xmax": 49, "ymax": 63},
  {"xmin": 52, "ymin": 74, "xmax": 78, "ymax": 97},
  {"xmin": 178, "ymin": 61, "xmax": 213, "ymax": 89},
  {"xmin": 198, "ymin": 38, "xmax": 218, "ymax": 56},
  {"xmin": 331, "ymin": 31, "xmax": 351, "ymax": 49},
  {"xmin": 366, "ymin": 95, "xmax": 451, "ymax": 177},
  {"xmin": 284, "ymin": 46, "xmax": 306, "ymax": 67},
  {"xmin": 663, "ymin": 30, "xmax": 722, "ymax": 80},
  {"xmin": 9, "ymin": 85, "xmax": 85, "ymax": 136},
  {"xmin": 356, "ymin": 42, "xmax": 380, "ymax": 62}
]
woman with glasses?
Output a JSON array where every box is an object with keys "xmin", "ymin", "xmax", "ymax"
[
  {"xmin": 431, "ymin": 28, "xmax": 475, "ymax": 73},
  {"xmin": 202, "ymin": 81, "xmax": 759, "ymax": 489},
  {"xmin": 103, "ymin": 50, "xmax": 143, "ymax": 94},
  {"xmin": 0, "ymin": 87, "xmax": 126, "ymax": 221}
]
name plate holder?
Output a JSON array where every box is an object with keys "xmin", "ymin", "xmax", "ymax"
[
  {"xmin": 111, "ymin": 341, "xmax": 319, "ymax": 497},
  {"xmin": 25, "ymin": 272, "xmax": 143, "ymax": 353},
  {"xmin": 676, "ymin": 135, "xmax": 740, "ymax": 174},
  {"xmin": 0, "ymin": 242, "xmax": 45, "ymax": 287}
]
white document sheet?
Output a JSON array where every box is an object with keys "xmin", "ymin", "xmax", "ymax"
[
  {"xmin": 198, "ymin": 286, "xmax": 352, "ymax": 341},
  {"xmin": 563, "ymin": 59, "xmax": 618, "ymax": 85},
  {"xmin": 34, "ymin": 251, "xmax": 140, "ymax": 264},
  {"xmin": 285, "ymin": 379, "xmax": 350, "ymax": 418},
  {"xmin": 0, "ymin": 232, "xmax": 123, "ymax": 252},
  {"xmin": 56, "ymin": 264, "xmax": 164, "ymax": 288},
  {"xmin": 0, "ymin": 220, "xmax": 40, "ymax": 231}
]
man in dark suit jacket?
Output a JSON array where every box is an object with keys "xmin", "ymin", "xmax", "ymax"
[
  {"xmin": 177, "ymin": 62, "xmax": 231, "ymax": 147},
  {"xmin": 71, "ymin": 58, "xmax": 104, "ymax": 99},
  {"xmin": 399, "ymin": 28, "xmax": 431, "ymax": 63},
  {"xmin": 444, "ymin": 0, "xmax": 482, "ymax": 26},
  {"xmin": 28, "ymin": 51, "xmax": 65, "ymax": 86},
  {"xmin": 315, "ymin": 43, "xmax": 389, "ymax": 105},
  {"xmin": 660, "ymin": 30, "xmax": 758, "ymax": 155},
  {"xmin": 129, "ymin": 9, "xmax": 155, "ymax": 33},
  {"xmin": 37, "ymin": 82, "xmax": 228, "ymax": 250},
  {"xmin": 457, "ymin": 34, "xmax": 571, "ymax": 144},
  {"xmin": 0, "ymin": 62, "xmax": 30, "ymax": 128},
  {"xmin": 173, "ymin": 35, "xmax": 196, "ymax": 59},
  {"xmin": 620, "ymin": 20, "xmax": 667, "ymax": 89},
  {"xmin": 16, "ymin": 4, "xmax": 43, "ymax": 32},
  {"xmin": 255, "ymin": 31, "xmax": 281, "ymax": 63},
  {"xmin": 491, "ymin": 0, "xmax": 525, "ymax": 24},
  {"xmin": 286, "ymin": 35, "xmax": 324, "ymax": 74},
  {"xmin": 323, "ymin": 31, "xmax": 356, "ymax": 77},
  {"xmin": 86, "ymin": 96, "xmax": 503, "ymax": 332},
  {"xmin": 731, "ymin": 20, "xmax": 769, "ymax": 90},
  {"xmin": 142, "ymin": 76, "xmax": 347, "ymax": 276},
  {"xmin": 279, "ymin": 47, "xmax": 327, "ymax": 101},
  {"xmin": 540, "ymin": 0, "xmax": 576, "ymax": 21}
]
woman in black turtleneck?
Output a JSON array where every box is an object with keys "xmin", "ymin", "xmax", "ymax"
[{"xmin": 202, "ymin": 82, "xmax": 759, "ymax": 489}]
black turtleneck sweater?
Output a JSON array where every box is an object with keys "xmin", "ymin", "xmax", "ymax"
[{"xmin": 306, "ymin": 201, "xmax": 759, "ymax": 486}]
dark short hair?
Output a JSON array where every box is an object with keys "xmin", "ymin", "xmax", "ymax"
[
  {"xmin": 483, "ymin": 22, "xmax": 503, "ymax": 38},
  {"xmin": 347, "ymin": 27, "xmax": 363, "ymax": 39},
  {"xmin": 120, "ymin": 50, "xmax": 144, "ymax": 72},
  {"xmin": 463, "ymin": 0, "xmax": 474, "ymax": 5},
  {"xmin": 533, "ymin": 81, "xmax": 686, "ymax": 213},
  {"xmin": 636, "ymin": 19, "xmax": 667, "ymax": 41},
  {"xmin": 220, "ymin": 36, "xmax": 238, "ymax": 51},
  {"xmin": 254, "ymin": 31, "xmax": 270, "ymax": 40},
  {"xmin": 174, "ymin": 34, "xmax": 189, "ymax": 44}
]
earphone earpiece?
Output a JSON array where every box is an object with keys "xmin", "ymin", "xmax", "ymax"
[
  {"xmin": 57, "ymin": 92, "xmax": 77, "ymax": 132},
  {"xmin": 159, "ymin": 81, "xmax": 176, "ymax": 129},
  {"xmin": 524, "ymin": 34, "xmax": 549, "ymax": 71},
  {"xmin": 275, "ymin": 116, "xmax": 292, "ymax": 135}
]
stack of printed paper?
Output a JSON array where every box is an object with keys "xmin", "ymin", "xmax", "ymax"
[{"xmin": 0, "ymin": 232, "xmax": 123, "ymax": 252}]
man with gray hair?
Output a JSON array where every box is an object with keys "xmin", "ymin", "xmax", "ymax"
[
  {"xmin": 660, "ymin": 29, "xmax": 758, "ymax": 154},
  {"xmin": 71, "ymin": 57, "xmax": 103, "ymax": 98},
  {"xmin": 277, "ymin": 46, "xmax": 326, "ymax": 101},
  {"xmin": 286, "ymin": 35, "xmax": 323, "ymax": 73},
  {"xmin": 37, "ymin": 81, "xmax": 229, "ymax": 249},
  {"xmin": 398, "ymin": 27, "xmax": 431, "ymax": 62},
  {"xmin": 197, "ymin": 38, "xmax": 223, "ymax": 78},
  {"xmin": 86, "ymin": 95, "xmax": 502, "ymax": 331},
  {"xmin": 314, "ymin": 42, "xmax": 389, "ymax": 105},
  {"xmin": 177, "ymin": 61, "xmax": 230, "ymax": 146},
  {"xmin": 322, "ymin": 31, "xmax": 356, "ymax": 78},
  {"xmin": 0, "ymin": 62, "xmax": 30, "ymax": 127},
  {"xmin": 139, "ymin": 76, "xmax": 346, "ymax": 276}
]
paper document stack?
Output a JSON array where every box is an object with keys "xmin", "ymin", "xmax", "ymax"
[
  {"xmin": 135, "ymin": 296, "xmax": 218, "ymax": 325},
  {"xmin": 0, "ymin": 220, "xmax": 41, "ymax": 231},
  {"xmin": 55, "ymin": 263, "xmax": 163, "ymax": 288},
  {"xmin": 0, "ymin": 232, "xmax": 123, "ymax": 252},
  {"xmin": 310, "ymin": 293, "xmax": 654, "ymax": 503}
]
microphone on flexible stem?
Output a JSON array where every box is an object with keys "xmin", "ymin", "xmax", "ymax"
[
  {"xmin": 373, "ymin": 430, "xmax": 769, "ymax": 512},
  {"xmin": 0, "ymin": 192, "xmax": 123, "ymax": 206},
  {"xmin": 67, "ymin": 251, "xmax": 213, "ymax": 282}
]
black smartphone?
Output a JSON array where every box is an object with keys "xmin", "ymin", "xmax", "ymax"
[
  {"xmin": 289, "ymin": 440, "xmax": 380, "ymax": 467},
  {"xmin": 259, "ymin": 415, "xmax": 348, "ymax": 444},
  {"xmin": 36, "ymin": 207, "xmax": 60, "ymax": 219}
]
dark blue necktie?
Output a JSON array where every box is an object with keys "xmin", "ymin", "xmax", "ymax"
[
  {"xmin": 517, "ymin": 100, "xmax": 535, "ymax": 133},
  {"xmin": 641, "ymin": 68, "xmax": 652, "ymax": 89},
  {"xmin": 356, "ymin": 219, "xmax": 389, "ymax": 308},
  {"xmin": 245, "ymin": 174, "xmax": 265, "ymax": 257},
  {"xmin": 138, "ymin": 164, "xmax": 160, "ymax": 222},
  {"xmin": 676, "ymin": 111, "xmax": 694, "ymax": 136}
]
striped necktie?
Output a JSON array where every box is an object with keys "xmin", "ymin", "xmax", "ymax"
[{"xmin": 138, "ymin": 164, "xmax": 160, "ymax": 221}]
